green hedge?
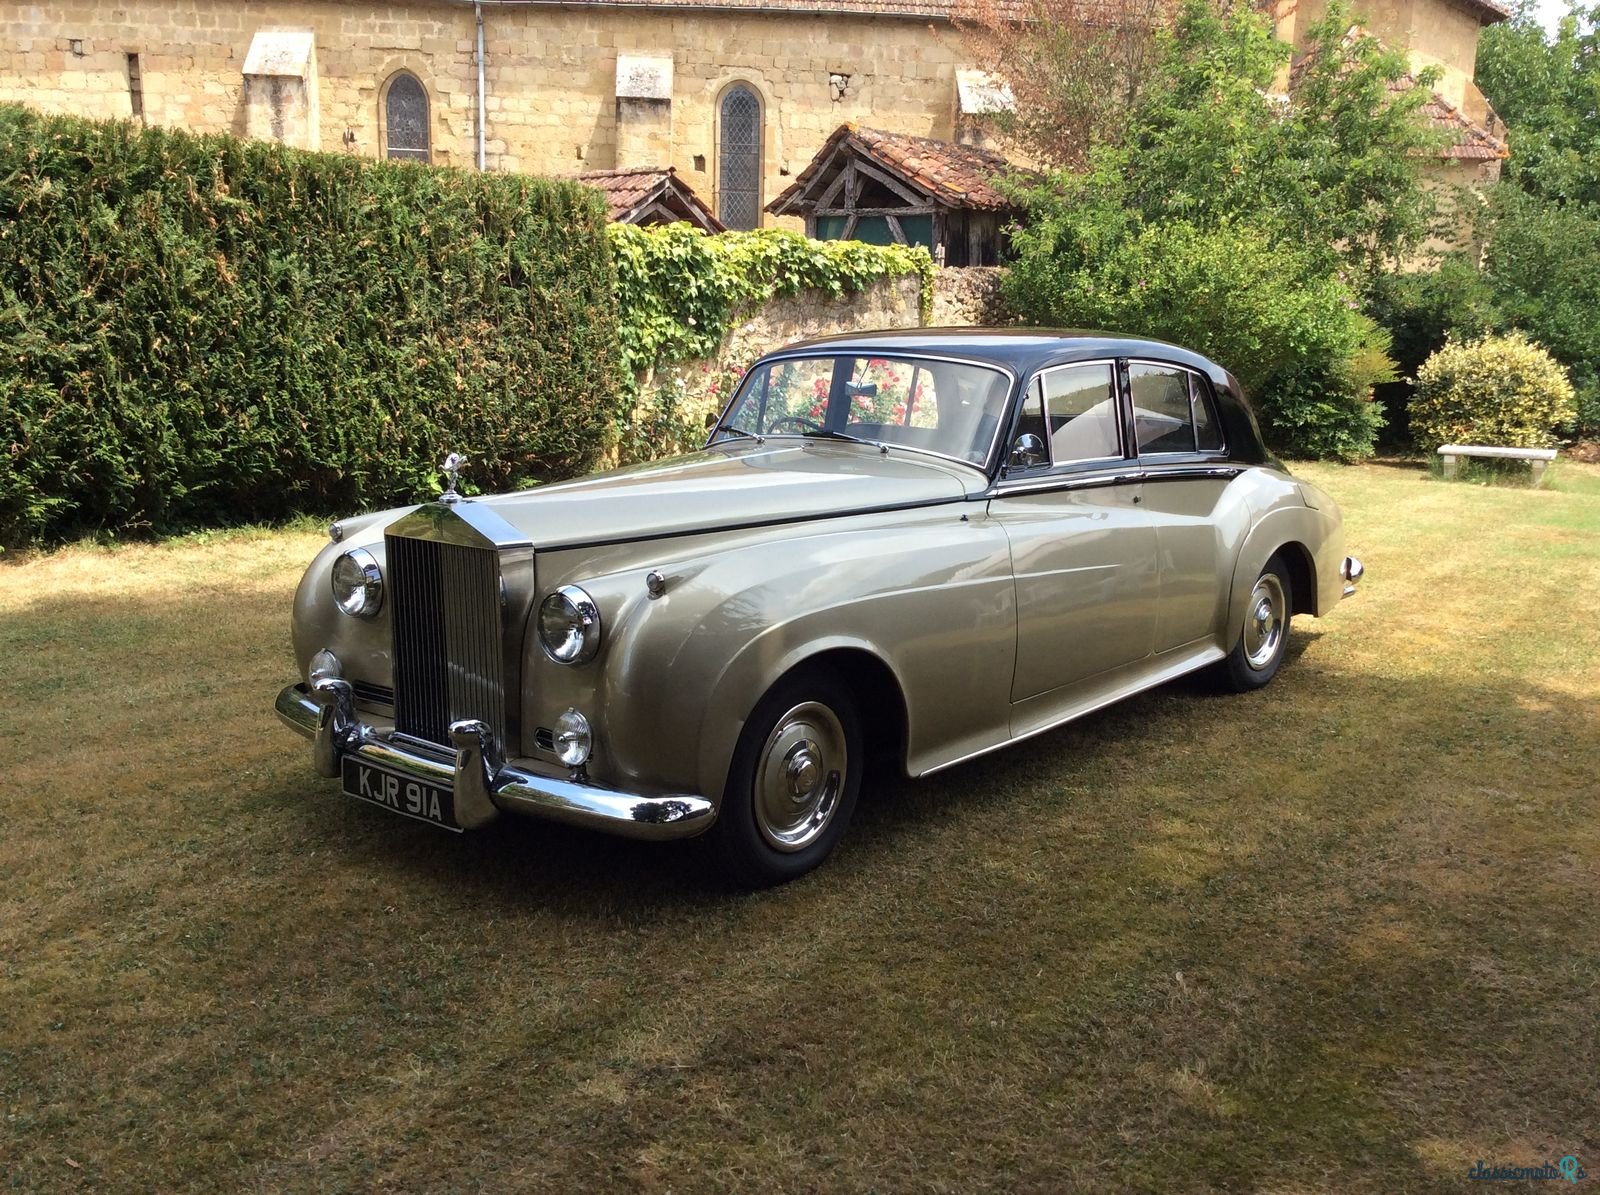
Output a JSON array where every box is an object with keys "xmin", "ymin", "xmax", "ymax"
[{"xmin": 0, "ymin": 104, "xmax": 621, "ymax": 546}]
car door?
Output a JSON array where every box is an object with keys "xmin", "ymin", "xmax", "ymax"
[
  {"xmin": 988, "ymin": 360, "xmax": 1160, "ymax": 703},
  {"xmin": 1125, "ymin": 361, "xmax": 1241, "ymax": 653}
]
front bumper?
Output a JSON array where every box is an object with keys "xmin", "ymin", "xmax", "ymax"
[{"xmin": 274, "ymin": 682, "xmax": 716, "ymax": 841}]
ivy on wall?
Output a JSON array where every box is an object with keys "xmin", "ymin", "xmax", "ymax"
[
  {"xmin": 608, "ymin": 223, "xmax": 934, "ymax": 463},
  {"xmin": 609, "ymin": 223, "xmax": 934, "ymax": 380}
]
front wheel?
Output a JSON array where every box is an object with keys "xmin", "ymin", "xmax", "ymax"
[
  {"xmin": 705, "ymin": 670, "xmax": 863, "ymax": 887},
  {"xmin": 1215, "ymin": 556, "xmax": 1293, "ymax": 692}
]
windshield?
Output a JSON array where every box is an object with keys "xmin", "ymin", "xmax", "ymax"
[{"xmin": 709, "ymin": 353, "xmax": 1013, "ymax": 467}]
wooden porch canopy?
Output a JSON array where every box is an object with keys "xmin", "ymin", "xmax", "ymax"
[
  {"xmin": 577, "ymin": 166, "xmax": 725, "ymax": 232},
  {"xmin": 766, "ymin": 123, "xmax": 1025, "ymax": 266}
]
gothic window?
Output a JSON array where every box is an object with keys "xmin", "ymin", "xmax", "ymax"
[
  {"xmin": 383, "ymin": 72, "xmax": 430, "ymax": 162},
  {"xmin": 718, "ymin": 84, "xmax": 762, "ymax": 230}
]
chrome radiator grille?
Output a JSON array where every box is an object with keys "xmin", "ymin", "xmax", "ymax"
[{"xmin": 387, "ymin": 534, "xmax": 507, "ymax": 748}]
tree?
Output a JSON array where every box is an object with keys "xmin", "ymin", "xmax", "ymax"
[
  {"xmin": 1476, "ymin": 2, "xmax": 1600, "ymax": 206},
  {"xmin": 1001, "ymin": 0, "xmax": 1443, "ymax": 457},
  {"xmin": 954, "ymin": 0, "xmax": 1175, "ymax": 169}
]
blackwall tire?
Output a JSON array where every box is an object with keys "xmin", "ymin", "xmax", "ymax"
[
  {"xmin": 705, "ymin": 669, "xmax": 863, "ymax": 888},
  {"xmin": 1216, "ymin": 555, "xmax": 1293, "ymax": 693}
]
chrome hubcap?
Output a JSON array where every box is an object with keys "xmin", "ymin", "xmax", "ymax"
[
  {"xmin": 1243, "ymin": 574, "xmax": 1287, "ymax": 671},
  {"xmin": 753, "ymin": 702, "xmax": 847, "ymax": 852}
]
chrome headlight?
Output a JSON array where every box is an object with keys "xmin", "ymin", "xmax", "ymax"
[
  {"xmin": 538, "ymin": 585, "xmax": 601, "ymax": 664},
  {"xmin": 331, "ymin": 549, "xmax": 383, "ymax": 618}
]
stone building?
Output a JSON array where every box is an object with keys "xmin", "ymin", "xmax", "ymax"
[{"xmin": 3, "ymin": 0, "xmax": 1509, "ymax": 232}]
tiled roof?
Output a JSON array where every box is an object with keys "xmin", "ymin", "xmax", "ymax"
[
  {"xmin": 1287, "ymin": 30, "xmax": 1509, "ymax": 162},
  {"xmin": 1407, "ymin": 80, "xmax": 1510, "ymax": 161},
  {"xmin": 768, "ymin": 123, "xmax": 1026, "ymax": 215},
  {"xmin": 575, "ymin": 166, "xmax": 725, "ymax": 231},
  {"xmin": 1451, "ymin": 0, "xmax": 1510, "ymax": 24}
]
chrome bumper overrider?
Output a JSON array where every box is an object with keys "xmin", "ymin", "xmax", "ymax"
[
  {"xmin": 274, "ymin": 682, "xmax": 715, "ymax": 840},
  {"xmin": 1340, "ymin": 555, "xmax": 1365, "ymax": 599}
]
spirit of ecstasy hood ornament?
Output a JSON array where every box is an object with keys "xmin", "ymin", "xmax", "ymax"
[{"xmin": 439, "ymin": 452, "xmax": 466, "ymax": 504}]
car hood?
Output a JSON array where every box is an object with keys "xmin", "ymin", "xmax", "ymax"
[{"xmin": 474, "ymin": 441, "xmax": 986, "ymax": 549}]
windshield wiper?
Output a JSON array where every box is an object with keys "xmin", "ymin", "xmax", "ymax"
[
  {"xmin": 710, "ymin": 424, "xmax": 762, "ymax": 443},
  {"xmin": 800, "ymin": 428, "xmax": 878, "ymax": 447}
]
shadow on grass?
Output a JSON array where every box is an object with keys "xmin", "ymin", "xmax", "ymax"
[{"xmin": 7, "ymin": 583, "xmax": 1600, "ymax": 1191}]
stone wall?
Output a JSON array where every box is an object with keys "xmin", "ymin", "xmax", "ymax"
[
  {"xmin": 2, "ymin": 0, "xmax": 974, "ymax": 233},
  {"xmin": 930, "ymin": 266, "xmax": 1009, "ymax": 328}
]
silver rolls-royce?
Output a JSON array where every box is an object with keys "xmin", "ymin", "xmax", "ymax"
[{"xmin": 276, "ymin": 330, "xmax": 1363, "ymax": 884}]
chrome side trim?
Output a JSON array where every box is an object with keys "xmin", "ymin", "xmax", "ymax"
[
  {"xmin": 991, "ymin": 470, "xmax": 1141, "ymax": 497},
  {"xmin": 1139, "ymin": 465, "xmax": 1243, "ymax": 482},
  {"xmin": 276, "ymin": 684, "xmax": 716, "ymax": 841},
  {"xmin": 919, "ymin": 642, "xmax": 1227, "ymax": 777},
  {"xmin": 991, "ymin": 463, "xmax": 1244, "ymax": 498}
]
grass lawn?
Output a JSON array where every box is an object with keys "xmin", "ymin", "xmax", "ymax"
[{"xmin": 3, "ymin": 461, "xmax": 1597, "ymax": 1191}]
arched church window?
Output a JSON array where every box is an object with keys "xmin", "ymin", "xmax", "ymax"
[
  {"xmin": 718, "ymin": 84, "xmax": 762, "ymax": 230},
  {"xmin": 383, "ymin": 72, "xmax": 430, "ymax": 162}
]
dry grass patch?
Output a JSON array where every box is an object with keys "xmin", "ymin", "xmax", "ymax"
[{"xmin": 3, "ymin": 464, "xmax": 1599, "ymax": 1191}]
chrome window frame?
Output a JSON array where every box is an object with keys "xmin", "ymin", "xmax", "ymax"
[
  {"xmin": 1126, "ymin": 358, "xmax": 1230, "ymax": 461},
  {"xmin": 1189, "ymin": 370, "xmax": 1228, "ymax": 454},
  {"xmin": 997, "ymin": 357, "xmax": 1129, "ymax": 483},
  {"xmin": 706, "ymin": 350, "xmax": 1017, "ymax": 474}
]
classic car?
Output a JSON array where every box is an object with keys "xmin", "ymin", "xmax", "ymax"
[{"xmin": 275, "ymin": 329, "xmax": 1363, "ymax": 884}]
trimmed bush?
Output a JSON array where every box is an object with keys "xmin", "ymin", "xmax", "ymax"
[
  {"xmin": 0, "ymin": 104, "xmax": 621, "ymax": 546},
  {"xmin": 1410, "ymin": 332, "xmax": 1576, "ymax": 453}
]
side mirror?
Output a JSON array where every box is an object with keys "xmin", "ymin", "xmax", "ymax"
[{"xmin": 1009, "ymin": 432, "xmax": 1047, "ymax": 469}]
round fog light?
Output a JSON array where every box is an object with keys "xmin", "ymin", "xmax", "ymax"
[
  {"xmin": 554, "ymin": 708, "xmax": 593, "ymax": 768},
  {"xmin": 309, "ymin": 649, "xmax": 342, "ymax": 686}
]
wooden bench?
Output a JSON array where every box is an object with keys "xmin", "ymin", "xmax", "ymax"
[{"xmin": 1437, "ymin": 443, "xmax": 1558, "ymax": 486}]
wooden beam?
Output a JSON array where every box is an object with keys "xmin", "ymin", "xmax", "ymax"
[
  {"xmin": 812, "ymin": 205, "xmax": 937, "ymax": 218},
  {"xmin": 844, "ymin": 159, "xmax": 861, "ymax": 207},
  {"xmin": 848, "ymin": 157, "xmax": 924, "ymax": 204},
  {"xmin": 814, "ymin": 158, "xmax": 851, "ymax": 210},
  {"xmin": 841, "ymin": 212, "xmax": 860, "ymax": 239},
  {"xmin": 886, "ymin": 214, "xmax": 908, "ymax": 245}
]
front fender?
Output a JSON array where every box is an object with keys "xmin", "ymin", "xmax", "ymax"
[{"xmin": 528, "ymin": 505, "xmax": 1015, "ymax": 804}]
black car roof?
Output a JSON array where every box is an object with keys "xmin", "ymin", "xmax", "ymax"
[{"xmin": 769, "ymin": 327, "xmax": 1227, "ymax": 378}]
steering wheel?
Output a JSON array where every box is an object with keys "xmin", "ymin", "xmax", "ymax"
[{"xmin": 767, "ymin": 415, "xmax": 825, "ymax": 434}]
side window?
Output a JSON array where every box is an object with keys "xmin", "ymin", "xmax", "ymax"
[
  {"xmin": 1193, "ymin": 376, "xmax": 1224, "ymax": 451},
  {"xmin": 1008, "ymin": 378, "xmax": 1047, "ymax": 469},
  {"xmin": 1044, "ymin": 363, "xmax": 1119, "ymax": 462},
  {"xmin": 1129, "ymin": 363, "xmax": 1196, "ymax": 454}
]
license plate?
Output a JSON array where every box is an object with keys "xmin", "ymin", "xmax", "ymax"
[{"xmin": 341, "ymin": 756, "xmax": 461, "ymax": 832}]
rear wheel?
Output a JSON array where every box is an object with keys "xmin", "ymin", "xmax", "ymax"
[
  {"xmin": 1216, "ymin": 556, "xmax": 1293, "ymax": 692},
  {"xmin": 706, "ymin": 670, "xmax": 862, "ymax": 887}
]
